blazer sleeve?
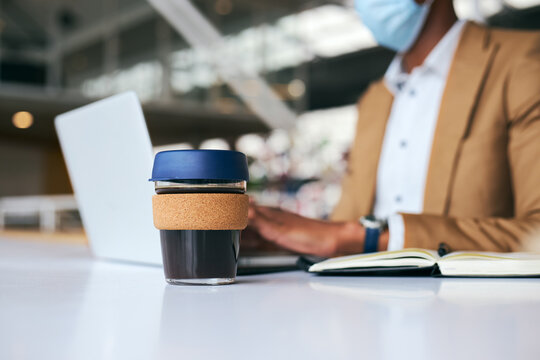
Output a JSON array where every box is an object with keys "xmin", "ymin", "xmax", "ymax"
[
  {"xmin": 402, "ymin": 35, "xmax": 540, "ymax": 252},
  {"xmin": 330, "ymin": 92, "xmax": 375, "ymax": 222},
  {"xmin": 330, "ymin": 107, "xmax": 362, "ymax": 221}
]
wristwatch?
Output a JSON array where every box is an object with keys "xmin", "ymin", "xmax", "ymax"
[{"xmin": 359, "ymin": 215, "xmax": 388, "ymax": 253}]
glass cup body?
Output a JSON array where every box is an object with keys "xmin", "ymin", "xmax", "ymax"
[{"xmin": 155, "ymin": 180, "xmax": 246, "ymax": 285}]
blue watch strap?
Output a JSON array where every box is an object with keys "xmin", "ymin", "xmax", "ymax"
[{"xmin": 364, "ymin": 227, "xmax": 380, "ymax": 253}]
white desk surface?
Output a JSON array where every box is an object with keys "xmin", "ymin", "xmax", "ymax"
[{"xmin": 1, "ymin": 238, "xmax": 540, "ymax": 360}]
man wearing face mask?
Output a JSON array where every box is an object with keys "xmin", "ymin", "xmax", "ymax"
[{"xmin": 248, "ymin": 0, "xmax": 540, "ymax": 257}]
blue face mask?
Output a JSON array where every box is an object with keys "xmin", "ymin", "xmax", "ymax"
[{"xmin": 354, "ymin": 0, "xmax": 432, "ymax": 53}]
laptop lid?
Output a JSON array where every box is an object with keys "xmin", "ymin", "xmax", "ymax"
[{"xmin": 55, "ymin": 92, "xmax": 162, "ymax": 265}]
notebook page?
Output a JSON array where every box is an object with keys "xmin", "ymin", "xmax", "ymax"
[
  {"xmin": 440, "ymin": 252, "xmax": 540, "ymax": 261},
  {"xmin": 309, "ymin": 248, "xmax": 439, "ymax": 272},
  {"xmin": 438, "ymin": 252, "xmax": 540, "ymax": 276}
]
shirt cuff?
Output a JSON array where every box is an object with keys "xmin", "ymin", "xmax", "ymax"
[{"xmin": 387, "ymin": 214, "xmax": 405, "ymax": 251}]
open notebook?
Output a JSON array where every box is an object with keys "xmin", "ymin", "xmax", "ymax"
[{"xmin": 308, "ymin": 249, "xmax": 540, "ymax": 277}]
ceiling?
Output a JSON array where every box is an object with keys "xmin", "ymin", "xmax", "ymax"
[{"xmin": 1, "ymin": 0, "xmax": 539, "ymax": 147}]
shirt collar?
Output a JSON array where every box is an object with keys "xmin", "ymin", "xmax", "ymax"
[{"xmin": 384, "ymin": 20, "xmax": 466, "ymax": 95}]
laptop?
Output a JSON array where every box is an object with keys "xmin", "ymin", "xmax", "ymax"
[{"xmin": 55, "ymin": 92, "xmax": 298, "ymax": 272}]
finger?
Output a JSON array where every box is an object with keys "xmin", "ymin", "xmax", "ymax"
[
  {"xmin": 248, "ymin": 201, "xmax": 265, "ymax": 220},
  {"xmin": 249, "ymin": 204, "xmax": 277, "ymax": 223},
  {"xmin": 248, "ymin": 208, "xmax": 286, "ymax": 243},
  {"xmin": 255, "ymin": 205, "xmax": 297, "ymax": 225},
  {"xmin": 248, "ymin": 204, "xmax": 256, "ymax": 220},
  {"xmin": 257, "ymin": 205, "xmax": 284, "ymax": 214},
  {"xmin": 249, "ymin": 205, "xmax": 277, "ymax": 228}
]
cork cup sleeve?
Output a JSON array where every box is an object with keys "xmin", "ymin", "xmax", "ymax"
[{"xmin": 152, "ymin": 193, "xmax": 249, "ymax": 230}]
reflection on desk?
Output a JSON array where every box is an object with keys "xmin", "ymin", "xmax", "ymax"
[{"xmin": 1, "ymin": 238, "xmax": 540, "ymax": 360}]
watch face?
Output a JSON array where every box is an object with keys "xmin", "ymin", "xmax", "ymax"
[
  {"xmin": 360, "ymin": 216, "xmax": 387, "ymax": 229},
  {"xmin": 364, "ymin": 215, "xmax": 377, "ymax": 222}
]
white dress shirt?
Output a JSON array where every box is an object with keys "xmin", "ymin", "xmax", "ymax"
[{"xmin": 373, "ymin": 20, "xmax": 465, "ymax": 250}]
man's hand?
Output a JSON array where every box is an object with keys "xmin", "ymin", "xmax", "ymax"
[{"xmin": 248, "ymin": 203, "xmax": 388, "ymax": 257}]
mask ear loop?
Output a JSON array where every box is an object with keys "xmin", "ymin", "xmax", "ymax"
[
  {"xmin": 398, "ymin": 0, "xmax": 435, "ymax": 53},
  {"xmin": 422, "ymin": 0, "xmax": 435, "ymax": 11}
]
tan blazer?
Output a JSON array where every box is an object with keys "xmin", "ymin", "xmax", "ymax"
[{"xmin": 331, "ymin": 22, "xmax": 540, "ymax": 252}]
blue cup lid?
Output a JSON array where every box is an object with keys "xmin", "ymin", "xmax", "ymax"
[{"xmin": 150, "ymin": 150, "xmax": 249, "ymax": 182}]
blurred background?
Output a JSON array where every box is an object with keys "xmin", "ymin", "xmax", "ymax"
[{"xmin": 1, "ymin": 0, "xmax": 539, "ymax": 241}]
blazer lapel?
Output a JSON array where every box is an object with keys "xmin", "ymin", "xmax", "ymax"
[
  {"xmin": 423, "ymin": 22, "xmax": 500, "ymax": 215},
  {"xmin": 354, "ymin": 81, "xmax": 394, "ymax": 215}
]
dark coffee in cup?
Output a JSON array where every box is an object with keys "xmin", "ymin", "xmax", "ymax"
[{"xmin": 160, "ymin": 230, "xmax": 239, "ymax": 282}]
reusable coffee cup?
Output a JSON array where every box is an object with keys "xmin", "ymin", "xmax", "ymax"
[{"xmin": 150, "ymin": 150, "xmax": 249, "ymax": 285}]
